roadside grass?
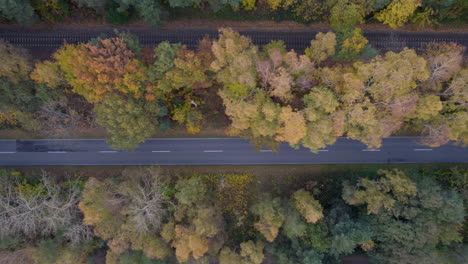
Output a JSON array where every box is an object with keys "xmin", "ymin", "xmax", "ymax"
[{"xmin": 11, "ymin": 163, "xmax": 467, "ymax": 191}]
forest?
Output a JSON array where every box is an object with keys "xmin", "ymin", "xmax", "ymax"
[
  {"xmin": 0, "ymin": 165, "xmax": 466, "ymax": 264},
  {"xmin": 0, "ymin": 28, "xmax": 467, "ymax": 151},
  {"xmin": 0, "ymin": 0, "xmax": 467, "ymax": 27}
]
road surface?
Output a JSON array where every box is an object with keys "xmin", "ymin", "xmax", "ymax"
[
  {"xmin": 0, "ymin": 137, "xmax": 466, "ymax": 166},
  {"xmin": 0, "ymin": 27, "xmax": 466, "ymax": 58}
]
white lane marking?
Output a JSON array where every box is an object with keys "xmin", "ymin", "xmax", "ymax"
[
  {"xmin": 99, "ymin": 151, "xmax": 117, "ymax": 153},
  {"xmin": 362, "ymin": 149, "xmax": 381, "ymax": 152},
  {"xmin": 48, "ymin": 151, "xmax": 67, "ymax": 153},
  {"xmin": 260, "ymin": 149, "xmax": 273, "ymax": 152},
  {"xmin": 0, "ymin": 151, "xmax": 16, "ymax": 154},
  {"xmin": 203, "ymin": 150, "xmax": 223, "ymax": 153},
  {"xmin": 414, "ymin": 149, "xmax": 433, "ymax": 151},
  {"xmin": 152, "ymin": 150, "xmax": 171, "ymax": 153},
  {"xmin": 318, "ymin": 150, "xmax": 329, "ymax": 152}
]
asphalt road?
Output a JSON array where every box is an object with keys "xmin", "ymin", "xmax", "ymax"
[
  {"xmin": 0, "ymin": 137, "xmax": 466, "ymax": 166},
  {"xmin": 0, "ymin": 27, "xmax": 466, "ymax": 58}
]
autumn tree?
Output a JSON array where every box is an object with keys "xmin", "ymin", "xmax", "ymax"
[
  {"xmin": 305, "ymin": 31, "xmax": 336, "ymax": 64},
  {"xmin": 301, "ymin": 86, "xmax": 343, "ymax": 151},
  {"xmin": 250, "ymin": 193, "xmax": 286, "ymax": 242},
  {"xmin": 422, "ymin": 42, "xmax": 465, "ymax": 92},
  {"xmin": 276, "ymin": 106, "xmax": 307, "ymax": 147},
  {"xmin": 79, "ymin": 168, "xmax": 172, "ymax": 262},
  {"xmin": 167, "ymin": 176, "xmax": 225, "ymax": 263},
  {"xmin": 0, "ymin": 40, "xmax": 32, "ymax": 83},
  {"xmin": 343, "ymin": 169, "xmax": 417, "ymax": 214},
  {"xmin": 211, "ymin": 28, "xmax": 259, "ymax": 89},
  {"xmin": 219, "ymin": 240, "xmax": 265, "ymax": 264},
  {"xmin": 292, "ymin": 189, "xmax": 324, "ymax": 223},
  {"xmin": 95, "ymin": 95, "xmax": 167, "ymax": 151},
  {"xmin": 0, "ymin": 170, "xmax": 92, "ymax": 245},
  {"xmin": 54, "ymin": 37, "xmax": 148, "ymax": 103},
  {"xmin": 329, "ymin": 0, "xmax": 365, "ymax": 33},
  {"xmin": 345, "ymin": 48, "xmax": 429, "ymax": 148},
  {"xmin": 375, "ymin": 0, "xmax": 422, "ymax": 29},
  {"xmin": 418, "ymin": 68, "xmax": 468, "ymax": 147},
  {"xmin": 30, "ymin": 60, "xmax": 65, "ymax": 89}
]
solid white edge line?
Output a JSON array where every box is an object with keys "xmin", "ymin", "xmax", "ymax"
[
  {"xmin": 203, "ymin": 150, "xmax": 223, "ymax": 153},
  {"xmin": 362, "ymin": 149, "xmax": 381, "ymax": 152},
  {"xmin": 260, "ymin": 150, "xmax": 273, "ymax": 152},
  {"xmin": 152, "ymin": 150, "xmax": 171, "ymax": 153},
  {"xmin": 0, "ymin": 151, "xmax": 16, "ymax": 154},
  {"xmin": 47, "ymin": 151, "xmax": 67, "ymax": 153},
  {"xmin": 414, "ymin": 149, "xmax": 433, "ymax": 151},
  {"xmin": 99, "ymin": 151, "xmax": 117, "ymax": 153},
  {"xmin": 318, "ymin": 150, "xmax": 329, "ymax": 152}
]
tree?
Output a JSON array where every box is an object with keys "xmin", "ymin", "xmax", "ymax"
[
  {"xmin": 327, "ymin": 203, "xmax": 373, "ymax": 258},
  {"xmin": 0, "ymin": 40, "xmax": 32, "ymax": 83},
  {"xmin": 211, "ymin": 28, "xmax": 259, "ymax": 89},
  {"xmin": 119, "ymin": 168, "xmax": 168, "ymax": 233},
  {"xmin": 30, "ymin": 60, "xmax": 64, "ymax": 88},
  {"xmin": 158, "ymin": 44, "xmax": 213, "ymax": 93},
  {"xmin": 305, "ymin": 31, "xmax": 336, "ymax": 64},
  {"xmin": 301, "ymin": 86, "xmax": 342, "ymax": 151},
  {"xmin": 276, "ymin": 106, "xmax": 307, "ymax": 147},
  {"xmin": 150, "ymin": 41, "xmax": 182, "ymax": 83},
  {"xmin": 375, "ymin": 0, "xmax": 422, "ymax": 29},
  {"xmin": 0, "ymin": 0, "xmax": 36, "ymax": 24},
  {"xmin": 344, "ymin": 48, "xmax": 429, "ymax": 148},
  {"xmin": 250, "ymin": 194, "xmax": 285, "ymax": 242},
  {"xmin": 343, "ymin": 169, "xmax": 417, "ymax": 214},
  {"xmin": 412, "ymin": 95, "xmax": 442, "ymax": 120},
  {"xmin": 292, "ymin": 189, "xmax": 324, "ymax": 223},
  {"xmin": 0, "ymin": 170, "xmax": 92, "ymax": 245},
  {"xmin": 95, "ymin": 95, "xmax": 166, "ymax": 151},
  {"xmin": 78, "ymin": 177, "xmax": 124, "ymax": 240},
  {"xmin": 174, "ymin": 177, "xmax": 209, "ymax": 206},
  {"xmin": 54, "ymin": 37, "xmax": 147, "ymax": 103},
  {"xmin": 362, "ymin": 171, "xmax": 465, "ymax": 264},
  {"xmin": 329, "ymin": 0, "xmax": 365, "ymax": 33},
  {"xmin": 219, "ymin": 240, "xmax": 264, "ymax": 264},
  {"xmin": 335, "ymin": 28, "xmax": 369, "ymax": 60},
  {"xmin": 172, "ymin": 101, "xmax": 203, "ymax": 134},
  {"xmin": 423, "ymin": 42, "xmax": 465, "ymax": 91}
]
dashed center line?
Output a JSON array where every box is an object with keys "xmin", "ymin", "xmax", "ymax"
[
  {"xmin": 203, "ymin": 150, "xmax": 223, "ymax": 153},
  {"xmin": 48, "ymin": 151, "xmax": 67, "ymax": 153},
  {"xmin": 414, "ymin": 149, "xmax": 433, "ymax": 151},
  {"xmin": 99, "ymin": 151, "xmax": 117, "ymax": 153},
  {"xmin": 152, "ymin": 150, "xmax": 171, "ymax": 153},
  {"xmin": 362, "ymin": 149, "xmax": 381, "ymax": 152},
  {"xmin": 260, "ymin": 149, "xmax": 273, "ymax": 152},
  {"xmin": 0, "ymin": 151, "xmax": 16, "ymax": 154}
]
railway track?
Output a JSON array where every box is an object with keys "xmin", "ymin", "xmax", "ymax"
[{"xmin": 0, "ymin": 28, "xmax": 466, "ymax": 55}]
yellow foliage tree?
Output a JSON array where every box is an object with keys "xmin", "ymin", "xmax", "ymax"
[
  {"xmin": 375, "ymin": 0, "xmax": 422, "ymax": 29},
  {"xmin": 292, "ymin": 189, "xmax": 324, "ymax": 223}
]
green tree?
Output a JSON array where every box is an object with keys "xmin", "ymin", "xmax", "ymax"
[
  {"xmin": 95, "ymin": 95, "xmax": 167, "ymax": 151},
  {"xmin": 250, "ymin": 194, "xmax": 286, "ymax": 242},
  {"xmin": 364, "ymin": 171, "xmax": 464, "ymax": 264},
  {"xmin": 0, "ymin": 0, "xmax": 36, "ymax": 24},
  {"xmin": 329, "ymin": 0, "xmax": 365, "ymax": 33},
  {"xmin": 343, "ymin": 169, "xmax": 417, "ymax": 214}
]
